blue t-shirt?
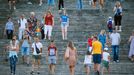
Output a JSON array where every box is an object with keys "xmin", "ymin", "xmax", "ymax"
[{"xmin": 61, "ymin": 15, "xmax": 68, "ymax": 22}]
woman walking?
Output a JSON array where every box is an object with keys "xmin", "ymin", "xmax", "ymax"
[
  {"xmin": 44, "ymin": 11, "xmax": 54, "ymax": 40},
  {"xmin": 9, "ymin": 36, "xmax": 19, "ymax": 75},
  {"xmin": 113, "ymin": 1, "xmax": 123, "ymax": 32},
  {"xmin": 65, "ymin": 41, "xmax": 77, "ymax": 75},
  {"xmin": 60, "ymin": 9, "xmax": 69, "ymax": 40}
]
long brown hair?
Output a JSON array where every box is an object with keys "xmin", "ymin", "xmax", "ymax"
[{"xmin": 67, "ymin": 41, "xmax": 75, "ymax": 50}]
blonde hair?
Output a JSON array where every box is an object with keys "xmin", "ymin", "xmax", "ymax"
[
  {"xmin": 115, "ymin": 1, "xmax": 121, "ymax": 7},
  {"xmin": 100, "ymin": 29, "xmax": 106, "ymax": 34}
]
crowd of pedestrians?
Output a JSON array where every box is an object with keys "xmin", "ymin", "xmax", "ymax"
[{"xmin": 3, "ymin": 0, "xmax": 134, "ymax": 75}]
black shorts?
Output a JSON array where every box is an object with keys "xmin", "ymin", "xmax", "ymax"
[
  {"xmin": 93, "ymin": 54, "xmax": 101, "ymax": 64},
  {"xmin": 93, "ymin": 0, "xmax": 97, "ymax": 2},
  {"xmin": 8, "ymin": 0, "xmax": 16, "ymax": 2}
]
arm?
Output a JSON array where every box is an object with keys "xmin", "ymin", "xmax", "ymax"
[
  {"xmin": 67, "ymin": 17, "xmax": 69, "ymax": 26},
  {"xmin": 15, "ymin": 44, "xmax": 19, "ymax": 53},
  {"xmin": 120, "ymin": 7, "xmax": 123, "ymax": 15},
  {"xmin": 40, "ymin": 43, "xmax": 43, "ymax": 54},
  {"xmin": 108, "ymin": 55, "xmax": 111, "ymax": 62},
  {"xmin": 40, "ymin": 48, "xmax": 42, "ymax": 53},
  {"xmin": 31, "ymin": 43, "xmax": 34, "ymax": 53},
  {"xmin": 113, "ymin": 7, "xmax": 116, "ymax": 12}
]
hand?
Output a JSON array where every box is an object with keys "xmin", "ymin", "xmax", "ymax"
[{"xmin": 39, "ymin": 53, "xmax": 42, "ymax": 55}]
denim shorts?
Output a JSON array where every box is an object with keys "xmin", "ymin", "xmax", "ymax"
[
  {"xmin": 93, "ymin": 54, "xmax": 101, "ymax": 64},
  {"xmin": 21, "ymin": 47, "xmax": 30, "ymax": 56},
  {"xmin": 48, "ymin": 0, "xmax": 55, "ymax": 6},
  {"xmin": 61, "ymin": 22, "xmax": 68, "ymax": 28},
  {"xmin": 48, "ymin": 56, "xmax": 56, "ymax": 64}
]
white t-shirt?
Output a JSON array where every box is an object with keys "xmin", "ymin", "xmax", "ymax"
[
  {"xmin": 32, "ymin": 42, "xmax": 43, "ymax": 55},
  {"xmin": 102, "ymin": 52, "xmax": 110, "ymax": 61},
  {"xmin": 84, "ymin": 55, "xmax": 92, "ymax": 64},
  {"xmin": 110, "ymin": 33, "xmax": 120, "ymax": 45},
  {"xmin": 18, "ymin": 18, "xmax": 27, "ymax": 29}
]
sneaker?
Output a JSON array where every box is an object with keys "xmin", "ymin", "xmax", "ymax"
[
  {"xmin": 37, "ymin": 72, "xmax": 40, "ymax": 74},
  {"xmin": 97, "ymin": 71, "xmax": 100, "ymax": 75},
  {"xmin": 118, "ymin": 30, "xmax": 122, "ymax": 32},
  {"xmin": 27, "ymin": 2, "xmax": 32, "ymax": 4},
  {"xmin": 30, "ymin": 71, "xmax": 34, "ymax": 74},
  {"xmin": 113, "ymin": 61, "xmax": 116, "ymax": 63},
  {"xmin": 11, "ymin": 73, "xmax": 13, "ymax": 75},
  {"xmin": 39, "ymin": 3, "xmax": 42, "ymax": 6},
  {"xmin": 116, "ymin": 60, "xmax": 119, "ymax": 63},
  {"xmin": 13, "ymin": 7, "xmax": 16, "ymax": 10}
]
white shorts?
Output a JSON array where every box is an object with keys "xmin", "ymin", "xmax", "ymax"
[{"xmin": 44, "ymin": 25, "xmax": 53, "ymax": 36}]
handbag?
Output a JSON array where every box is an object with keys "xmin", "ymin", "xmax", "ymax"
[
  {"xmin": 64, "ymin": 47, "xmax": 69, "ymax": 61},
  {"xmin": 35, "ymin": 43, "xmax": 40, "ymax": 54}
]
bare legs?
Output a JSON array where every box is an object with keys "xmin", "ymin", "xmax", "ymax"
[
  {"xmin": 69, "ymin": 65, "xmax": 75, "ymax": 75},
  {"xmin": 31, "ymin": 58, "xmax": 41, "ymax": 74},
  {"xmin": 61, "ymin": 26, "xmax": 67, "ymax": 40},
  {"xmin": 8, "ymin": 1, "xmax": 16, "ymax": 10},
  {"xmin": 99, "ymin": 0, "xmax": 104, "ymax": 9},
  {"xmin": 94, "ymin": 63, "xmax": 100, "ymax": 75},
  {"xmin": 22, "ymin": 55, "xmax": 29, "ymax": 65},
  {"xmin": 49, "ymin": 64, "xmax": 56, "ymax": 75}
]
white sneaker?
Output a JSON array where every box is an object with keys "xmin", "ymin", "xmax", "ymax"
[
  {"xmin": 13, "ymin": 7, "xmax": 16, "ymax": 10},
  {"xmin": 27, "ymin": 2, "xmax": 32, "ymax": 4},
  {"xmin": 116, "ymin": 60, "xmax": 119, "ymax": 63},
  {"xmin": 118, "ymin": 30, "xmax": 122, "ymax": 32},
  {"xmin": 39, "ymin": 3, "xmax": 42, "ymax": 6}
]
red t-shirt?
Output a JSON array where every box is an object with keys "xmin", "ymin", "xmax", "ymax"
[
  {"xmin": 48, "ymin": 46, "xmax": 57, "ymax": 56},
  {"xmin": 88, "ymin": 38, "xmax": 93, "ymax": 47},
  {"xmin": 45, "ymin": 15, "xmax": 53, "ymax": 25}
]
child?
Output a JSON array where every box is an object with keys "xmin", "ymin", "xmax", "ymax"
[
  {"xmin": 107, "ymin": 16, "xmax": 114, "ymax": 34},
  {"xmin": 35, "ymin": 21, "xmax": 41, "ymax": 37},
  {"xmin": 102, "ymin": 47, "xmax": 110, "ymax": 75},
  {"xmin": 47, "ymin": 40, "xmax": 57, "ymax": 75},
  {"xmin": 87, "ymin": 35, "xmax": 93, "ymax": 52},
  {"xmin": 84, "ymin": 51, "xmax": 92, "ymax": 75}
]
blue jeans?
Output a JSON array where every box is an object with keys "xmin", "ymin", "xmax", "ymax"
[
  {"xmin": 10, "ymin": 56, "xmax": 18, "ymax": 74},
  {"xmin": 112, "ymin": 45, "xmax": 119, "ymax": 61},
  {"xmin": 77, "ymin": 0, "xmax": 83, "ymax": 10},
  {"xmin": 48, "ymin": 0, "xmax": 55, "ymax": 6}
]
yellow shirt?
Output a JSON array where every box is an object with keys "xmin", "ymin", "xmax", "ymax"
[{"xmin": 92, "ymin": 41, "xmax": 102, "ymax": 54}]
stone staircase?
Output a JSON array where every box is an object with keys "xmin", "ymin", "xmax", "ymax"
[{"xmin": 0, "ymin": 0, "xmax": 134, "ymax": 75}]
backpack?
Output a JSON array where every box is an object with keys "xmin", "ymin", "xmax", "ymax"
[{"xmin": 107, "ymin": 20, "xmax": 112, "ymax": 28}]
